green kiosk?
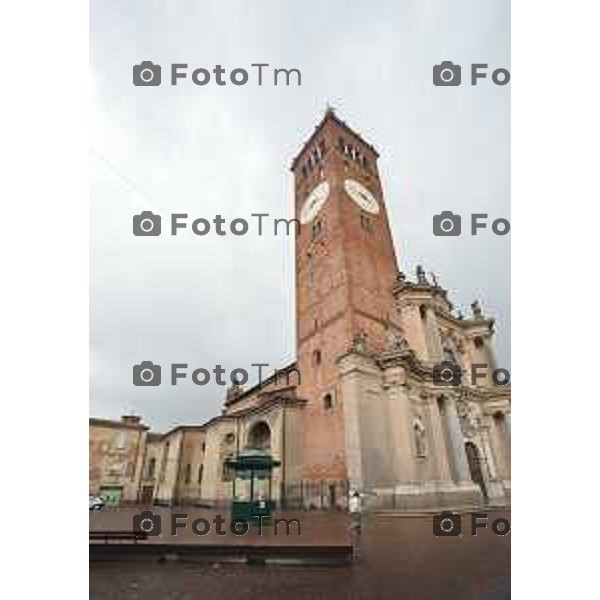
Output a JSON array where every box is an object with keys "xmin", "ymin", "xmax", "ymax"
[{"xmin": 226, "ymin": 449, "xmax": 281, "ymax": 525}]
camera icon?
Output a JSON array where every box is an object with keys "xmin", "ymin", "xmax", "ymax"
[
  {"xmin": 433, "ymin": 211, "xmax": 461, "ymax": 236},
  {"xmin": 133, "ymin": 510, "xmax": 162, "ymax": 537},
  {"xmin": 133, "ymin": 211, "xmax": 162, "ymax": 236},
  {"xmin": 432, "ymin": 511, "xmax": 462, "ymax": 537},
  {"xmin": 133, "ymin": 61, "xmax": 162, "ymax": 86},
  {"xmin": 133, "ymin": 361, "xmax": 162, "ymax": 387},
  {"xmin": 433, "ymin": 61, "xmax": 462, "ymax": 86},
  {"xmin": 432, "ymin": 361, "xmax": 462, "ymax": 387}
]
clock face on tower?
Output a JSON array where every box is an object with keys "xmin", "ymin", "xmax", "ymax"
[
  {"xmin": 300, "ymin": 181, "xmax": 330, "ymax": 224},
  {"xmin": 344, "ymin": 179, "xmax": 380, "ymax": 215}
]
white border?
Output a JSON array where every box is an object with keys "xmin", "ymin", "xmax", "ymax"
[
  {"xmin": 514, "ymin": 1, "xmax": 600, "ymax": 597},
  {"xmin": 2, "ymin": 0, "xmax": 600, "ymax": 597},
  {"xmin": 0, "ymin": 1, "xmax": 88, "ymax": 596}
]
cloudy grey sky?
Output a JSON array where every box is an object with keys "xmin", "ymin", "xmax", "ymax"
[{"xmin": 90, "ymin": 0, "xmax": 510, "ymax": 432}]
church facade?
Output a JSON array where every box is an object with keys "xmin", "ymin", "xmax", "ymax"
[{"xmin": 90, "ymin": 111, "xmax": 511, "ymax": 511}]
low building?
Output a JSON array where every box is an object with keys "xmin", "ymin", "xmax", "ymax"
[{"xmin": 88, "ymin": 415, "xmax": 148, "ymax": 504}]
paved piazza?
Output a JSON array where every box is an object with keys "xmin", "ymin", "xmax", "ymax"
[{"xmin": 90, "ymin": 511, "xmax": 510, "ymax": 600}]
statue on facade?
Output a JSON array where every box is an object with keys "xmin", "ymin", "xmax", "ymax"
[
  {"xmin": 471, "ymin": 299, "xmax": 483, "ymax": 319},
  {"xmin": 385, "ymin": 326, "xmax": 410, "ymax": 354},
  {"xmin": 396, "ymin": 270, "xmax": 407, "ymax": 285},
  {"xmin": 351, "ymin": 330, "xmax": 369, "ymax": 353},
  {"xmin": 416, "ymin": 265, "xmax": 429, "ymax": 286}
]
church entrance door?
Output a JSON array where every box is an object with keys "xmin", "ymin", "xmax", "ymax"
[{"xmin": 465, "ymin": 442, "xmax": 488, "ymax": 502}]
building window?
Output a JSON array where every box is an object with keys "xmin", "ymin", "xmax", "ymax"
[
  {"xmin": 323, "ymin": 393, "xmax": 333, "ymax": 410},
  {"xmin": 312, "ymin": 219, "xmax": 323, "ymax": 240},
  {"xmin": 184, "ymin": 463, "xmax": 192, "ymax": 484},
  {"xmin": 198, "ymin": 464, "xmax": 204, "ymax": 484},
  {"xmin": 201, "ymin": 442, "xmax": 206, "ymax": 452},
  {"xmin": 474, "ymin": 336, "xmax": 484, "ymax": 348},
  {"xmin": 147, "ymin": 457, "xmax": 156, "ymax": 479},
  {"xmin": 222, "ymin": 455, "xmax": 234, "ymax": 482},
  {"xmin": 114, "ymin": 432, "xmax": 126, "ymax": 449},
  {"xmin": 360, "ymin": 214, "xmax": 373, "ymax": 232},
  {"xmin": 312, "ymin": 349, "xmax": 322, "ymax": 366}
]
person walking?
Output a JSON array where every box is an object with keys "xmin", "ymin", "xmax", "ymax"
[{"xmin": 348, "ymin": 489, "xmax": 363, "ymax": 558}]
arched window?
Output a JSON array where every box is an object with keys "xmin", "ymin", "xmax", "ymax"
[
  {"xmin": 184, "ymin": 463, "xmax": 191, "ymax": 484},
  {"xmin": 474, "ymin": 336, "xmax": 484, "ymax": 348},
  {"xmin": 360, "ymin": 214, "xmax": 373, "ymax": 232},
  {"xmin": 198, "ymin": 464, "xmax": 203, "ymax": 484},
  {"xmin": 247, "ymin": 421, "xmax": 271, "ymax": 452},
  {"xmin": 493, "ymin": 411, "xmax": 506, "ymax": 434},
  {"xmin": 323, "ymin": 393, "xmax": 333, "ymax": 410},
  {"xmin": 312, "ymin": 219, "xmax": 323, "ymax": 240},
  {"xmin": 312, "ymin": 349, "xmax": 322, "ymax": 366}
]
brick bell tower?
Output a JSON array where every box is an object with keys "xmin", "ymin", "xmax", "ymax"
[{"xmin": 291, "ymin": 110, "xmax": 401, "ymax": 484}]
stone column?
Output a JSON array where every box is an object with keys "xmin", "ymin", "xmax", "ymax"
[
  {"xmin": 384, "ymin": 367, "xmax": 414, "ymax": 483},
  {"xmin": 425, "ymin": 306, "xmax": 443, "ymax": 362},
  {"xmin": 502, "ymin": 413, "xmax": 511, "ymax": 477},
  {"xmin": 483, "ymin": 338, "xmax": 498, "ymax": 375},
  {"xmin": 427, "ymin": 395, "xmax": 453, "ymax": 481},
  {"xmin": 478, "ymin": 421, "xmax": 506, "ymax": 505},
  {"xmin": 443, "ymin": 397, "xmax": 471, "ymax": 482},
  {"xmin": 482, "ymin": 415, "xmax": 503, "ymax": 479},
  {"xmin": 338, "ymin": 357, "xmax": 364, "ymax": 490}
]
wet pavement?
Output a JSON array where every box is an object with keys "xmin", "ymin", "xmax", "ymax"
[{"xmin": 90, "ymin": 510, "xmax": 510, "ymax": 600}]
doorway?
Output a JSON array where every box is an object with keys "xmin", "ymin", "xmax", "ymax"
[{"xmin": 465, "ymin": 442, "xmax": 488, "ymax": 502}]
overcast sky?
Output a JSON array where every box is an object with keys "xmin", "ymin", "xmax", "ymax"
[{"xmin": 90, "ymin": 0, "xmax": 510, "ymax": 432}]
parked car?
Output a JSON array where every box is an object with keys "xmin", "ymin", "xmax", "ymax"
[{"xmin": 89, "ymin": 494, "xmax": 105, "ymax": 511}]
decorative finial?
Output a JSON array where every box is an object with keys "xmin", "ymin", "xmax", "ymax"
[
  {"xmin": 325, "ymin": 103, "xmax": 336, "ymax": 116},
  {"xmin": 430, "ymin": 272, "xmax": 439, "ymax": 287},
  {"xmin": 226, "ymin": 380, "xmax": 244, "ymax": 401},
  {"xmin": 471, "ymin": 300, "xmax": 483, "ymax": 319}
]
